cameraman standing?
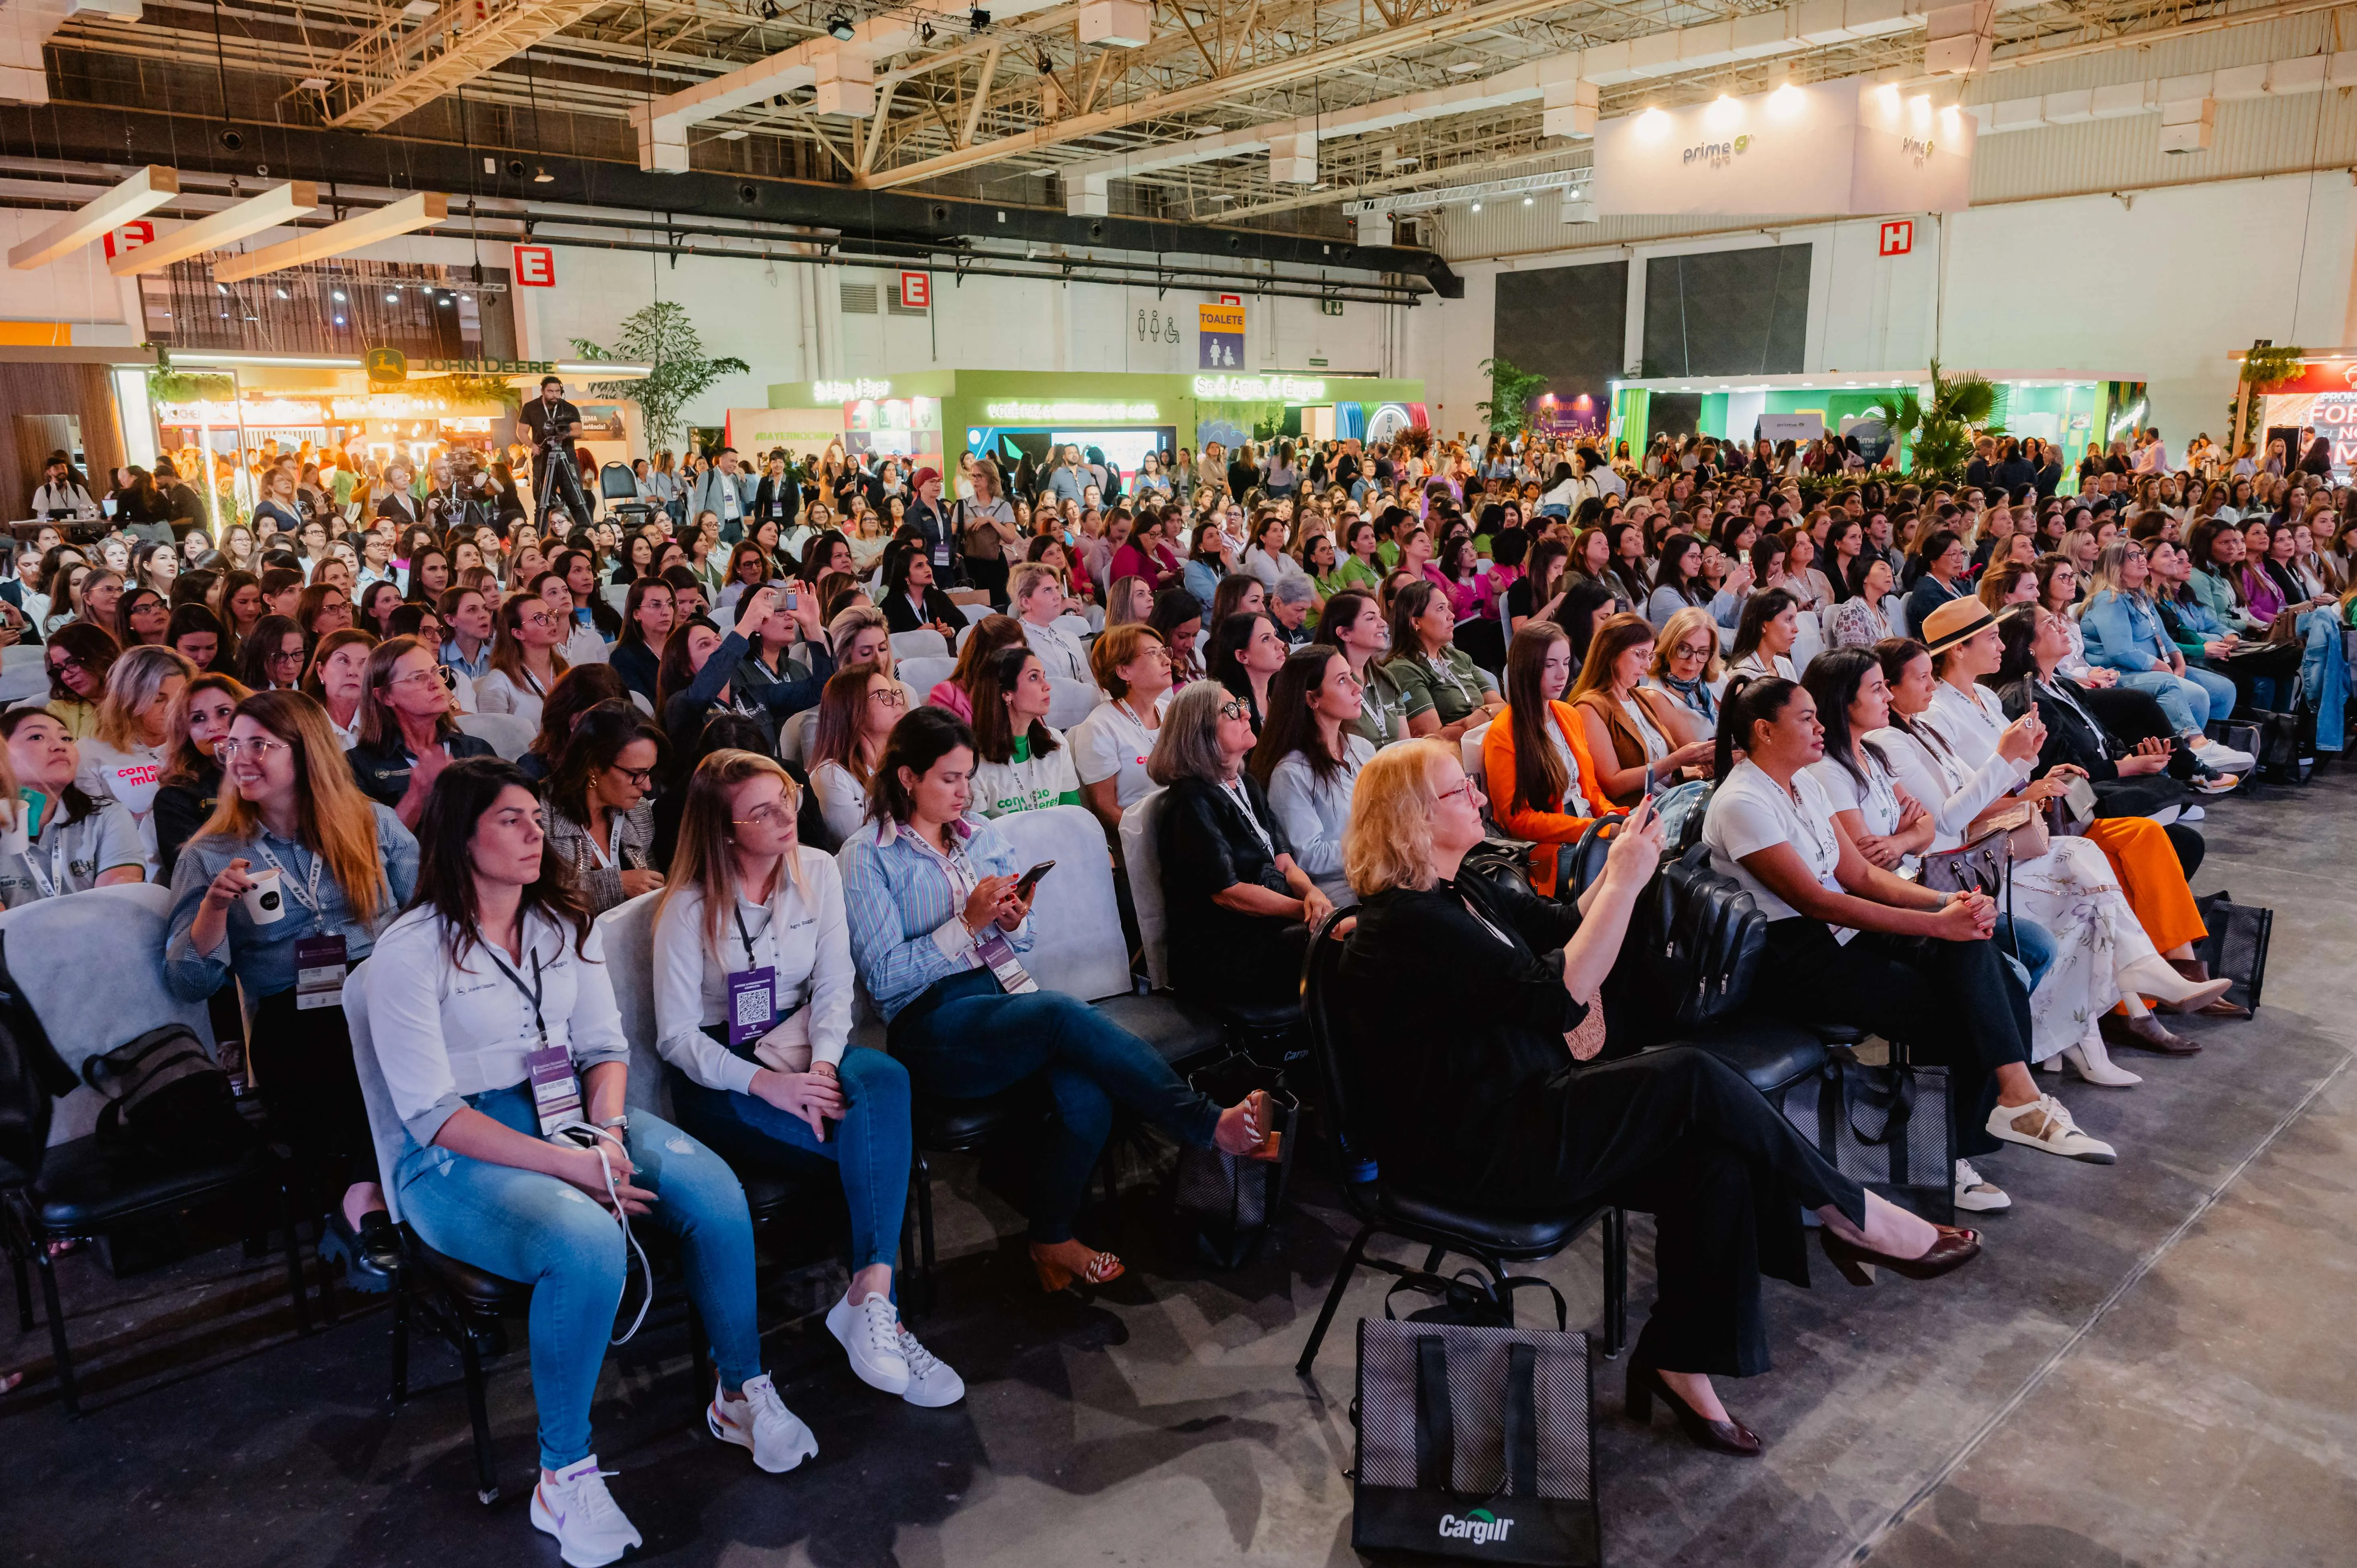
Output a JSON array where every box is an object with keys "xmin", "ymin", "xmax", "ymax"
[{"xmin": 515, "ymin": 375, "xmax": 592, "ymax": 531}]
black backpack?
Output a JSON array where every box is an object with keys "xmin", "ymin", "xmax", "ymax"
[
  {"xmin": 81, "ymin": 1023, "xmax": 255, "ymax": 1167},
  {"xmin": 1605, "ymin": 843, "xmax": 1766, "ymax": 1046}
]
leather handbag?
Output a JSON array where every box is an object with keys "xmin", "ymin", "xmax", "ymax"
[
  {"xmin": 1967, "ymin": 800, "xmax": 2049, "ymax": 862},
  {"xmin": 1919, "ymin": 821, "xmax": 2007, "ymax": 896}
]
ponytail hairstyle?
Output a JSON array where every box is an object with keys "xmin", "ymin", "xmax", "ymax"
[{"xmin": 1711, "ymin": 673, "xmax": 1801, "ymax": 782}]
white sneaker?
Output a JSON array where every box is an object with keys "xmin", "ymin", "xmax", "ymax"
[
  {"xmin": 708, "ymin": 1372, "xmax": 818, "ymax": 1474},
  {"xmin": 2192, "ymin": 738, "xmax": 2255, "ymax": 771},
  {"xmin": 531, "ymin": 1457, "xmax": 643, "ymax": 1568},
  {"xmin": 1988, "ymin": 1094, "xmax": 2117, "ymax": 1164},
  {"xmin": 895, "ymin": 1323, "xmax": 967, "ymax": 1408},
  {"xmin": 826, "ymin": 1290, "xmax": 912, "ymax": 1396},
  {"xmin": 1954, "ymin": 1158, "xmax": 2011, "ymax": 1212}
]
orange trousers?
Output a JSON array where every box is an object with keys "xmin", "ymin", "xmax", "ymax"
[{"xmin": 2084, "ymin": 815, "xmax": 2207, "ymax": 954}]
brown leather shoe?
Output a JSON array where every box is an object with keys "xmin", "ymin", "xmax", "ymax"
[
  {"xmin": 2102, "ymin": 1010, "xmax": 2202, "ymax": 1056},
  {"xmin": 1820, "ymin": 1222, "xmax": 1982, "ymax": 1286},
  {"xmin": 2163, "ymin": 958, "xmax": 2249, "ymax": 1019},
  {"xmin": 1627, "ymin": 1359, "xmax": 1762, "ymax": 1457}
]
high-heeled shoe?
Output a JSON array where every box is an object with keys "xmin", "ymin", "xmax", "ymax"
[
  {"xmin": 1625, "ymin": 1359, "xmax": 1761, "ymax": 1457},
  {"xmin": 2060, "ymin": 1032, "xmax": 2141, "ymax": 1087},
  {"xmin": 1819, "ymin": 1221, "xmax": 1982, "ymax": 1287},
  {"xmin": 2120, "ymin": 955, "xmax": 2238, "ymax": 1018},
  {"xmin": 1030, "ymin": 1242, "xmax": 1124, "ymax": 1293}
]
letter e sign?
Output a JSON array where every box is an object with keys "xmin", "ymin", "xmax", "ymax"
[
  {"xmin": 513, "ymin": 245, "xmax": 556, "ymax": 286},
  {"xmin": 899, "ymin": 271, "xmax": 930, "ymax": 309},
  {"xmin": 1878, "ymin": 220, "xmax": 1914, "ymax": 257}
]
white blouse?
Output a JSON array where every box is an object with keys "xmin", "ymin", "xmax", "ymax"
[
  {"xmin": 365, "ymin": 906, "xmax": 632, "ymax": 1146},
  {"xmin": 652, "ymin": 846, "xmax": 855, "ymax": 1094}
]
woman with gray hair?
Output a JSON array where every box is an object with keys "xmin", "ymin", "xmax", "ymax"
[{"xmin": 1147, "ymin": 679, "xmax": 1333, "ymax": 1008}]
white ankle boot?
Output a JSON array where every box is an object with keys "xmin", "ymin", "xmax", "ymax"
[
  {"xmin": 2060, "ymin": 1026, "xmax": 2142, "ymax": 1087},
  {"xmin": 2119, "ymin": 955, "xmax": 2233, "ymax": 1013}
]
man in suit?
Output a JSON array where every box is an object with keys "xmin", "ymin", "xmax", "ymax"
[{"xmin": 691, "ymin": 447, "xmax": 756, "ymax": 541}]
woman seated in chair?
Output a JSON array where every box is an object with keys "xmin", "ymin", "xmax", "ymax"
[
  {"xmin": 369, "ymin": 759, "xmax": 813, "ymax": 1568},
  {"xmin": 516, "ymin": 663, "xmax": 629, "ymax": 785},
  {"xmin": 1482, "ymin": 621, "xmax": 1599, "ymax": 899},
  {"xmin": 1382, "ymin": 579, "xmax": 1503, "ymax": 743},
  {"xmin": 540, "ymin": 701, "xmax": 665, "ymax": 915},
  {"xmin": 1702, "ymin": 673, "xmax": 2118, "ymax": 1215},
  {"xmin": 1070, "ymin": 623, "xmax": 1174, "ymax": 838},
  {"xmin": 344, "ymin": 636, "xmax": 496, "ymax": 827},
  {"xmin": 0, "ymin": 707, "xmax": 147, "ymax": 904},
  {"xmin": 879, "ymin": 544, "xmax": 963, "ymax": 640},
  {"xmin": 655, "ymin": 586, "xmax": 833, "ymax": 762},
  {"xmin": 969, "ymin": 645, "xmax": 1081, "ymax": 819},
  {"xmin": 167, "ymin": 690, "xmax": 419, "ymax": 1287},
  {"xmin": 1149, "ymin": 679, "xmax": 1335, "ymax": 1008},
  {"xmin": 806, "ymin": 661, "xmax": 899, "ymax": 846},
  {"xmin": 1250, "ymin": 644, "xmax": 1375, "ymax": 905},
  {"xmin": 1340, "ymin": 745, "xmax": 1979, "ymax": 1457},
  {"xmin": 653, "ymin": 747, "xmax": 963, "ymax": 1411},
  {"xmin": 840, "ymin": 705, "xmax": 1276, "ymax": 1294},
  {"xmin": 1726, "ymin": 586, "xmax": 1801, "ymax": 683},
  {"xmin": 929, "ymin": 612, "xmax": 1025, "ymax": 722},
  {"xmin": 1572, "ymin": 613, "xmax": 1715, "ymax": 808}
]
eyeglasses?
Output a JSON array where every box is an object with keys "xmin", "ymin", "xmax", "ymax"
[
  {"xmin": 609, "ymin": 765, "xmax": 657, "ymax": 789},
  {"xmin": 1435, "ymin": 777, "xmax": 1481, "ymax": 807},
  {"xmin": 521, "ymin": 612, "xmax": 562, "ymax": 630},
  {"xmin": 869, "ymin": 687, "xmax": 909, "ymax": 707},
  {"xmin": 45, "ymin": 653, "xmax": 84, "ymax": 673},
  {"xmin": 1218, "ymin": 698, "xmax": 1250, "ymax": 720},
  {"xmin": 1672, "ymin": 641, "xmax": 1715, "ymax": 662},
  {"xmin": 731, "ymin": 803, "xmax": 793, "ymax": 829},
  {"xmin": 384, "ymin": 667, "xmax": 445, "ymax": 690},
  {"xmin": 215, "ymin": 737, "xmax": 287, "ymax": 761}
]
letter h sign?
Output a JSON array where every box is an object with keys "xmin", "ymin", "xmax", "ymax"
[{"xmin": 1879, "ymin": 220, "xmax": 1914, "ymax": 257}]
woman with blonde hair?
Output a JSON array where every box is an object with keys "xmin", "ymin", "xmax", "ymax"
[
  {"xmin": 302, "ymin": 626, "xmax": 378, "ymax": 748},
  {"xmin": 1645, "ymin": 605, "xmax": 1725, "ymax": 730},
  {"xmin": 1339, "ymin": 745, "xmax": 1976, "ymax": 1456},
  {"xmin": 152, "ymin": 671, "xmax": 250, "ymax": 882},
  {"xmin": 654, "ymin": 747, "xmax": 963, "ymax": 1407},
  {"xmin": 807, "ymin": 662, "xmax": 903, "ymax": 844},
  {"xmin": 77, "ymin": 642, "xmax": 196, "ymax": 863},
  {"xmin": 345, "ymin": 634, "xmax": 494, "ymax": 824},
  {"xmin": 167, "ymin": 689, "xmax": 420, "ymax": 1288},
  {"xmin": 1573, "ymin": 612, "xmax": 1714, "ymax": 807}
]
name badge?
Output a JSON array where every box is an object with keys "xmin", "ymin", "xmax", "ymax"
[
  {"xmin": 294, "ymin": 934, "xmax": 348, "ymax": 1011},
  {"xmin": 527, "ymin": 1043, "xmax": 583, "ymax": 1137},
  {"xmin": 975, "ymin": 932, "xmax": 1038, "ymax": 996},
  {"xmin": 728, "ymin": 965, "xmax": 778, "ymax": 1046}
]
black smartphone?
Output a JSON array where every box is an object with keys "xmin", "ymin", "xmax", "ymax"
[{"xmin": 1013, "ymin": 860, "xmax": 1055, "ymax": 900}]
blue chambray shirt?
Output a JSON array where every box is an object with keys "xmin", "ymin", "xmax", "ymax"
[
  {"xmin": 838, "ymin": 813, "xmax": 1032, "ymax": 1023},
  {"xmin": 165, "ymin": 803, "xmax": 420, "ymax": 1002}
]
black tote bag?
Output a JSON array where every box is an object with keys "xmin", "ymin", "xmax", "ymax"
[{"xmin": 1781, "ymin": 1051, "xmax": 1956, "ymax": 1225}]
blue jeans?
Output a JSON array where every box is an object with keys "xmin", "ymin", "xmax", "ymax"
[
  {"xmin": 1997, "ymin": 915, "xmax": 2055, "ymax": 995},
  {"xmin": 395, "ymin": 1084, "xmax": 761, "ymax": 1471},
  {"xmin": 887, "ymin": 969, "xmax": 1221, "ymax": 1243},
  {"xmin": 2117, "ymin": 667, "xmax": 2224, "ymax": 734},
  {"xmin": 667, "ymin": 1033, "xmax": 911, "ymax": 1290}
]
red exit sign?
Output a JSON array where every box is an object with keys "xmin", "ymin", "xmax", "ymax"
[{"xmin": 1878, "ymin": 219, "xmax": 1914, "ymax": 257}]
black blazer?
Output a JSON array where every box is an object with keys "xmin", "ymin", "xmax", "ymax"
[
  {"xmin": 1999, "ymin": 674, "xmax": 2188, "ymax": 816},
  {"xmin": 753, "ymin": 475, "xmax": 799, "ymax": 527},
  {"xmin": 1336, "ymin": 873, "xmax": 1585, "ymax": 1197},
  {"xmin": 882, "ymin": 585, "xmax": 961, "ymax": 635},
  {"xmin": 1157, "ymin": 772, "xmax": 1296, "ymax": 994}
]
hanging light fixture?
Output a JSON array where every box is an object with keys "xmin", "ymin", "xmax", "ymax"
[{"xmin": 826, "ymin": 10, "xmax": 856, "ymax": 40}]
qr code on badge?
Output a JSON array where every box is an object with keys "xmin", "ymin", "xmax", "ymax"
[{"xmin": 734, "ymin": 989, "xmax": 770, "ymax": 1028}]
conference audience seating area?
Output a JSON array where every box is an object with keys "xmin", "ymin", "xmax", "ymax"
[{"xmin": 0, "ymin": 427, "xmax": 2339, "ymax": 1565}]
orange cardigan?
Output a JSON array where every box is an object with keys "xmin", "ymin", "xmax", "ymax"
[{"xmin": 1482, "ymin": 700, "xmax": 1602, "ymax": 898}]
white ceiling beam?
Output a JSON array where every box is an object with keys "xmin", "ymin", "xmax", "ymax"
[
  {"xmin": 211, "ymin": 191, "xmax": 447, "ymax": 282},
  {"xmin": 8, "ymin": 163, "xmax": 178, "ymax": 269},
  {"xmin": 109, "ymin": 181, "xmax": 320, "ymax": 275}
]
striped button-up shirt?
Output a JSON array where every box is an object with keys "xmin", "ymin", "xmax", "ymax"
[{"xmin": 838, "ymin": 813, "xmax": 1031, "ymax": 1022}]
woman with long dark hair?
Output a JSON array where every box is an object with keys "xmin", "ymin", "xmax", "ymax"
[
  {"xmin": 369, "ymin": 757, "xmax": 812, "ymax": 1564},
  {"xmin": 968, "ymin": 645, "xmax": 1079, "ymax": 819},
  {"xmin": 1249, "ymin": 645, "xmax": 1374, "ymax": 904},
  {"xmin": 1482, "ymin": 620, "xmax": 1599, "ymax": 898}
]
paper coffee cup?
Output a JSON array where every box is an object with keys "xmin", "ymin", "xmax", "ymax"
[{"xmin": 243, "ymin": 866, "xmax": 286, "ymax": 924}]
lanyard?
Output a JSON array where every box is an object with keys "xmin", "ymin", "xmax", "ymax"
[
  {"xmin": 583, "ymin": 810, "xmax": 625, "ymax": 869},
  {"xmin": 902, "ymin": 823, "xmax": 980, "ymax": 924},
  {"xmin": 21, "ymin": 821, "xmax": 66, "ymax": 901},
  {"xmin": 733, "ymin": 901, "xmax": 773, "ymax": 967},
  {"xmin": 1218, "ymin": 776, "xmax": 1277, "ymax": 860},
  {"xmin": 253, "ymin": 838, "xmax": 325, "ymax": 915},
  {"xmin": 485, "ymin": 942, "xmax": 548, "ymax": 1045}
]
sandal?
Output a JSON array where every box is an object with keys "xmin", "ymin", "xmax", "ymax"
[
  {"xmin": 1030, "ymin": 1242, "xmax": 1125, "ymax": 1292},
  {"xmin": 1214, "ymin": 1090, "xmax": 1282, "ymax": 1163}
]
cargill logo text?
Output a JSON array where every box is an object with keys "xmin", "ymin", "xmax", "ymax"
[{"xmin": 1438, "ymin": 1508, "xmax": 1515, "ymax": 1545}]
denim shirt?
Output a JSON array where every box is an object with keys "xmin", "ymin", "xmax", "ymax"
[
  {"xmin": 165, "ymin": 803, "xmax": 420, "ymax": 1001},
  {"xmin": 838, "ymin": 813, "xmax": 1032, "ymax": 1022},
  {"xmin": 2081, "ymin": 590, "xmax": 2171, "ymax": 673}
]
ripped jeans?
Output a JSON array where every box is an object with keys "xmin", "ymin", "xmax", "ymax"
[{"xmin": 395, "ymin": 1082, "xmax": 761, "ymax": 1470}]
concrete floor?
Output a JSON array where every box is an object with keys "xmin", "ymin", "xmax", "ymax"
[{"xmin": 4, "ymin": 771, "xmax": 2353, "ymax": 1568}]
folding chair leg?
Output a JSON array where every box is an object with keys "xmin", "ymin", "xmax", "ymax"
[
  {"xmin": 1601, "ymin": 1208, "xmax": 1628, "ymax": 1360},
  {"xmin": 1296, "ymin": 1223, "xmax": 1375, "ymax": 1377},
  {"xmin": 912, "ymin": 1150, "xmax": 937, "ymax": 1320},
  {"xmin": 457, "ymin": 1319, "xmax": 501, "ymax": 1504},
  {"xmin": 1420, "ymin": 1245, "xmax": 1446, "ymax": 1274},
  {"xmin": 10, "ymin": 1242, "xmax": 28, "ymax": 1334},
  {"xmin": 35, "ymin": 1242, "xmax": 77, "ymax": 1417}
]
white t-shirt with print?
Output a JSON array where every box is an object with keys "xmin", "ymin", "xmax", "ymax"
[
  {"xmin": 74, "ymin": 737, "xmax": 168, "ymax": 862},
  {"xmin": 971, "ymin": 730, "xmax": 1081, "ymax": 819},
  {"xmin": 1067, "ymin": 693, "xmax": 1171, "ymax": 812}
]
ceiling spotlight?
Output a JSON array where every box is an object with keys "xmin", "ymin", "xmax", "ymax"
[
  {"xmin": 533, "ymin": 165, "xmax": 555, "ymax": 183},
  {"xmin": 918, "ymin": 19, "xmax": 934, "ymax": 42},
  {"xmin": 1036, "ymin": 50, "xmax": 1053, "ymax": 73},
  {"xmin": 333, "ymin": 316, "xmax": 346, "ymax": 325},
  {"xmin": 1470, "ymin": 200, "xmax": 1482, "ymax": 212},
  {"xmin": 385, "ymin": 292, "xmax": 399, "ymax": 302},
  {"xmin": 332, "ymin": 289, "xmax": 346, "ymax": 300},
  {"xmin": 826, "ymin": 10, "xmax": 855, "ymax": 40},
  {"xmin": 1521, "ymin": 195, "xmax": 1533, "ymax": 205},
  {"xmin": 215, "ymin": 282, "xmax": 228, "ymax": 294},
  {"xmin": 970, "ymin": 6, "xmax": 989, "ymax": 29},
  {"xmin": 758, "ymin": 0, "xmax": 778, "ymax": 16},
  {"xmin": 274, "ymin": 287, "xmax": 289, "ymax": 298}
]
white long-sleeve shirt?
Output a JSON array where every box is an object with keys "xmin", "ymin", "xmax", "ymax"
[
  {"xmin": 651, "ymin": 846, "xmax": 854, "ymax": 1095},
  {"xmin": 1265, "ymin": 737, "xmax": 1373, "ymax": 904},
  {"xmin": 365, "ymin": 905, "xmax": 632, "ymax": 1146},
  {"xmin": 1866, "ymin": 714, "xmax": 2027, "ymax": 850}
]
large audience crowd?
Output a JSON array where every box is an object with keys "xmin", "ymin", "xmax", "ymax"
[{"xmin": 10, "ymin": 387, "xmax": 2344, "ymax": 1562}]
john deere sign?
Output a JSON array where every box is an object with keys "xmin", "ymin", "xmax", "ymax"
[{"xmin": 364, "ymin": 347, "xmax": 408, "ymax": 384}]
